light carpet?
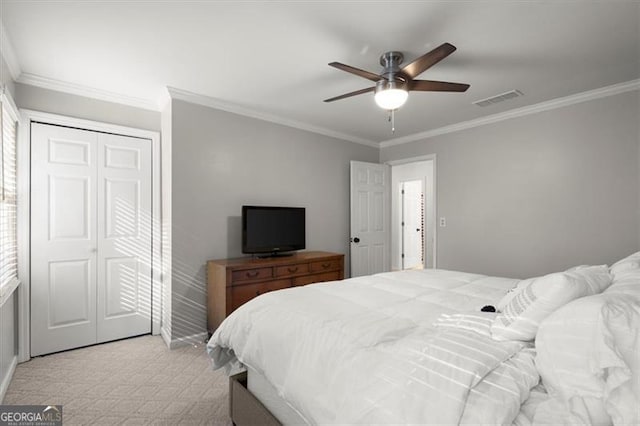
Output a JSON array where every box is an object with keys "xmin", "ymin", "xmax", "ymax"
[{"xmin": 3, "ymin": 335, "xmax": 232, "ymax": 425}]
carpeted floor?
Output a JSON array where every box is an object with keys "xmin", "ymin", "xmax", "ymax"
[{"xmin": 3, "ymin": 335, "xmax": 232, "ymax": 425}]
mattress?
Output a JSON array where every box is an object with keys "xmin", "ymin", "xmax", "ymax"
[
  {"xmin": 247, "ymin": 365, "xmax": 307, "ymax": 425},
  {"xmin": 208, "ymin": 268, "xmax": 539, "ymax": 424}
]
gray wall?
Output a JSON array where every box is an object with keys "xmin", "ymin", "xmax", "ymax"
[
  {"xmin": 381, "ymin": 90, "xmax": 640, "ymax": 279},
  {"xmin": 170, "ymin": 99, "xmax": 378, "ymax": 339},
  {"xmin": 0, "ymin": 293, "xmax": 17, "ymax": 402},
  {"xmin": 15, "ymin": 83, "xmax": 160, "ymax": 132},
  {"xmin": 0, "ymin": 293, "xmax": 17, "ymax": 399}
]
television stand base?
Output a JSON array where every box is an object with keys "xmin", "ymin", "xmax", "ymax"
[{"xmin": 255, "ymin": 252, "xmax": 294, "ymax": 259}]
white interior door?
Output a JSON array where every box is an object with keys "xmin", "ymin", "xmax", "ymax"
[
  {"xmin": 31, "ymin": 124, "xmax": 98, "ymax": 356},
  {"xmin": 31, "ymin": 123, "xmax": 152, "ymax": 356},
  {"xmin": 401, "ymin": 180, "xmax": 423, "ymax": 270},
  {"xmin": 350, "ymin": 161, "xmax": 390, "ymax": 277},
  {"xmin": 97, "ymin": 133, "xmax": 152, "ymax": 342}
]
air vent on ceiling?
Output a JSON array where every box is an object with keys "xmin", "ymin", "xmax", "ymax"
[{"xmin": 473, "ymin": 90, "xmax": 523, "ymax": 107}]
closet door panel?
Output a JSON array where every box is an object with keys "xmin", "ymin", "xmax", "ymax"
[
  {"xmin": 31, "ymin": 123, "xmax": 98, "ymax": 356},
  {"xmin": 96, "ymin": 133, "xmax": 152, "ymax": 342}
]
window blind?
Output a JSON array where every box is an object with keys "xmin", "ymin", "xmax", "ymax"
[{"xmin": 0, "ymin": 97, "xmax": 18, "ymax": 290}]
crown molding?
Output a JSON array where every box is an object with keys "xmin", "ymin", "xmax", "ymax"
[
  {"xmin": 157, "ymin": 87, "xmax": 172, "ymax": 111},
  {"xmin": 0, "ymin": 20, "xmax": 21, "ymax": 80},
  {"xmin": 380, "ymin": 78, "xmax": 640, "ymax": 148},
  {"xmin": 166, "ymin": 86, "xmax": 378, "ymax": 148},
  {"xmin": 16, "ymin": 72, "xmax": 159, "ymax": 111}
]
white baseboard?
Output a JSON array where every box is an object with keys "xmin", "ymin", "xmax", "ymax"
[
  {"xmin": 0, "ymin": 355, "xmax": 18, "ymax": 403},
  {"xmin": 160, "ymin": 326, "xmax": 172, "ymax": 349},
  {"xmin": 160, "ymin": 326, "xmax": 208, "ymax": 350},
  {"xmin": 167, "ymin": 332, "xmax": 209, "ymax": 350}
]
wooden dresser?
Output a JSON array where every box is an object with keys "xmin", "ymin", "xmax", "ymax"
[{"xmin": 207, "ymin": 251, "xmax": 344, "ymax": 333}]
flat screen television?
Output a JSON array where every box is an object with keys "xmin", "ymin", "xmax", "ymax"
[{"xmin": 242, "ymin": 206, "xmax": 305, "ymax": 257}]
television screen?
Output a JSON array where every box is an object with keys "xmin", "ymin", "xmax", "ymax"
[{"xmin": 242, "ymin": 206, "xmax": 305, "ymax": 255}]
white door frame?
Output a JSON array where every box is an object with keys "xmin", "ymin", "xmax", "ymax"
[
  {"xmin": 386, "ymin": 154, "xmax": 437, "ymax": 269},
  {"xmin": 17, "ymin": 109, "xmax": 162, "ymax": 362}
]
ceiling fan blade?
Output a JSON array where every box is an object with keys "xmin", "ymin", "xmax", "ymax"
[
  {"xmin": 410, "ymin": 80, "xmax": 470, "ymax": 92},
  {"xmin": 324, "ymin": 87, "xmax": 375, "ymax": 102},
  {"xmin": 329, "ymin": 62, "xmax": 381, "ymax": 82},
  {"xmin": 402, "ymin": 43, "xmax": 457, "ymax": 79}
]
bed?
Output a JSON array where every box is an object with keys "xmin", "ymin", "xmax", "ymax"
[{"xmin": 207, "ymin": 255, "xmax": 640, "ymax": 425}]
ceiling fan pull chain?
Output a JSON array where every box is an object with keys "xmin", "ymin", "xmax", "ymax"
[
  {"xmin": 391, "ymin": 109, "xmax": 396, "ymax": 133},
  {"xmin": 386, "ymin": 109, "xmax": 397, "ymax": 132}
]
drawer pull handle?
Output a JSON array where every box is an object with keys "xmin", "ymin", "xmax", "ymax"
[
  {"xmin": 287, "ymin": 267, "xmax": 298, "ymax": 273},
  {"xmin": 322, "ymin": 263, "xmax": 331, "ymax": 268},
  {"xmin": 246, "ymin": 271, "xmax": 259, "ymax": 278}
]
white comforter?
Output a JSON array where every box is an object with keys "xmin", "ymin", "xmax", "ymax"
[{"xmin": 207, "ymin": 269, "xmax": 540, "ymax": 424}]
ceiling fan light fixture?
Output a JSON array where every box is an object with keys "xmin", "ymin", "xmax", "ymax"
[{"xmin": 374, "ymin": 80, "xmax": 408, "ymax": 110}]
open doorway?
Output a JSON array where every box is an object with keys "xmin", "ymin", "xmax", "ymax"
[
  {"xmin": 389, "ymin": 157, "xmax": 436, "ymax": 270},
  {"xmin": 400, "ymin": 180, "xmax": 424, "ymax": 269}
]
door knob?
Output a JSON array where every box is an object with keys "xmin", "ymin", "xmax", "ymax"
[{"xmin": 352, "ymin": 237, "xmax": 360, "ymax": 243}]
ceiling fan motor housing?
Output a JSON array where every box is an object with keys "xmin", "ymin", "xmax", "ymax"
[
  {"xmin": 379, "ymin": 51, "xmax": 406, "ymax": 82},
  {"xmin": 375, "ymin": 79, "xmax": 407, "ymax": 94},
  {"xmin": 379, "ymin": 51, "xmax": 404, "ymax": 69},
  {"xmin": 377, "ymin": 51, "xmax": 408, "ymax": 95}
]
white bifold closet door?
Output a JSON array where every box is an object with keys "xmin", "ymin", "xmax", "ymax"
[{"xmin": 31, "ymin": 123, "xmax": 152, "ymax": 356}]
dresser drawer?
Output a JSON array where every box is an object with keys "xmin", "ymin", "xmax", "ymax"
[
  {"xmin": 208, "ymin": 252, "xmax": 344, "ymax": 333},
  {"xmin": 309, "ymin": 259, "xmax": 342, "ymax": 273},
  {"xmin": 293, "ymin": 271, "xmax": 341, "ymax": 286},
  {"xmin": 232, "ymin": 267, "xmax": 273, "ymax": 283},
  {"xmin": 275, "ymin": 263, "xmax": 309, "ymax": 278},
  {"xmin": 230, "ymin": 279, "xmax": 290, "ymax": 311}
]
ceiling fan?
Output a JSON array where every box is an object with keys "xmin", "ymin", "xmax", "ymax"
[{"xmin": 324, "ymin": 42, "xmax": 470, "ymax": 111}]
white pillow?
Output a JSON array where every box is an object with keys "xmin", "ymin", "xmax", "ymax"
[
  {"xmin": 566, "ymin": 264, "xmax": 612, "ymax": 294},
  {"xmin": 535, "ymin": 294, "xmax": 608, "ymax": 397},
  {"xmin": 605, "ymin": 271, "xmax": 640, "ymax": 296},
  {"xmin": 496, "ymin": 278, "xmax": 534, "ymax": 312},
  {"xmin": 611, "ymin": 259, "xmax": 640, "ymax": 276},
  {"xmin": 535, "ymin": 293, "xmax": 640, "ymax": 426},
  {"xmin": 600, "ymin": 296, "xmax": 640, "ymax": 426},
  {"xmin": 610, "ymin": 251, "xmax": 640, "ymax": 277},
  {"xmin": 491, "ymin": 265, "xmax": 611, "ymax": 341}
]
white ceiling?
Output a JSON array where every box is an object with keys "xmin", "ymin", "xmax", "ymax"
[{"xmin": 1, "ymin": 1, "xmax": 639, "ymax": 145}]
